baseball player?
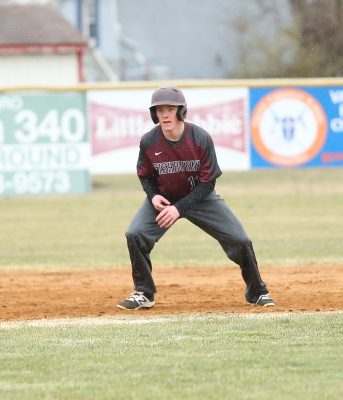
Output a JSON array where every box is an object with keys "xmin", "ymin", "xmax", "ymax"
[{"xmin": 117, "ymin": 86, "xmax": 275, "ymax": 310}]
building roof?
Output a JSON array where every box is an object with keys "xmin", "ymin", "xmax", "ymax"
[{"xmin": 0, "ymin": 3, "xmax": 87, "ymax": 50}]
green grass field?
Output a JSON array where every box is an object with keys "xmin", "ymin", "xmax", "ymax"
[
  {"xmin": 1, "ymin": 167, "xmax": 343, "ymax": 269},
  {"xmin": 1, "ymin": 313, "xmax": 342, "ymax": 400},
  {"xmin": 0, "ymin": 168, "xmax": 342, "ymax": 399}
]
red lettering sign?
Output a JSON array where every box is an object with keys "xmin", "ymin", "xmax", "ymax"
[{"xmin": 90, "ymin": 98, "xmax": 246, "ymax": 155}]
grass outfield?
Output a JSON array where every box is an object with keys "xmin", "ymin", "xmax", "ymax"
[
  {"xmin": 0, "ymin": 167, "xmax": 343, "ymax": 269},
  {"xmin": 1, "ymin": 313, "xmax": 342, "ymax": 400}
]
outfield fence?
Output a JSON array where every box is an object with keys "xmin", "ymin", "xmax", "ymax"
[{"xmin": 1, "ymin": 77, "xmax": 343, "ymax": 196}]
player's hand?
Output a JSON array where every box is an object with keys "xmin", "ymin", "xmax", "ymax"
[
  {"xmin": 152, "ymin": 195, "xmax": 171, "ymax": 211},
  {"xmin": 156, "ymin": 206, "xmax": 180, "ymax": 229}
]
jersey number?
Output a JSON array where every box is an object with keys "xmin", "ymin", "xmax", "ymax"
[{"xmin": 188, "ymin": 176, "xmax": 199, "ymax": 190}]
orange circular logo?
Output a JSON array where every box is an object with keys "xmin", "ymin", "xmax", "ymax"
[{"xmin": 251, "ymin": 88, "xmax": 327, "ymax": 166}]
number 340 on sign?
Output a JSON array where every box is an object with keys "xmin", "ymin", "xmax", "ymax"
[{"xmin": 1, "ymin": 109, "xmax": 85, "ymax": 144}]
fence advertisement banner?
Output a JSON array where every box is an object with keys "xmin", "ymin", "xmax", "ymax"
[
  {"xmin": 88, "ymin": 88, "xmax": 249, "ymax": 174},
  {"xmin": 0, "ymin": 92, "xmax": 90, "ymax": 196},
  {"xmin": 250, "ymin": 87, "xmax": 343, "ymax": 168}
]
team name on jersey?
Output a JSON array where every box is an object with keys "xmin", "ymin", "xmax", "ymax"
[{"xmin": 153, "ymin": 160, "xmax": 200, "ymax": 175}]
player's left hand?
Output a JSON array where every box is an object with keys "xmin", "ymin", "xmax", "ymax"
[{"xmin": 156, "ymin": 205, "xmax": 180, "ymax": 229}]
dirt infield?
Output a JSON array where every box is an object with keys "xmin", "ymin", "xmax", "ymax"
[{"xmin": 0, "ymin": 265, "xmax": 342, "ymax": 321}]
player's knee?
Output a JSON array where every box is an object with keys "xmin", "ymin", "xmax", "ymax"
[
  {"xmin": 125, "ymin": 228, "xmax": 140, "ymax": 242},
  {"xmin": 227, "ymin": 235, "xmax": 251, "ymax": 250},
  {"xmin": 126, "ymin": 230, "xmax": 143, "ymax": 251},
  {"xmin": 226, "ymin": 237, "xmax": 253, "ymax": 263},
  {"xmin": 125, "ymin": 229, "xmax": 153, "ymax": 253},
  {"xmin": 125, "ymin": 228, "xmax": 148, "ymax": 243},
  {"xmin": 238, "ymin": 237, "xmax": 252, "ymax": 249}
]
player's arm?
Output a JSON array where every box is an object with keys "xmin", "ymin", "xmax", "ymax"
[
  {"xmin": 139, "ymin": 176, "xmax": 171, "ymax": 211},
  {"xmin": 139, "ymin": 176, "xmax": 159, "ymax": 201},
  {"xmin": 173, "ymin": 179, "xmax": 216, "ymax": 217},
  {"xmin": 137, "ymin": 135, "xmax": 170, "ymax": 211}
]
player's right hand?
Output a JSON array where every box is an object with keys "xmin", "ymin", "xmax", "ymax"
[
  {"xmin": 152, "ymin": 195, "xmax": 171, "ymax": 211},
  {"xmin": 156, "ymin": 205, "xmax": 179, "ymax": 229}
]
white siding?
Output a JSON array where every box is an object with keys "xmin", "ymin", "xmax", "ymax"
[{"xmin": 0, "ymin": 54, "xmax": 79, "ymax": 86}]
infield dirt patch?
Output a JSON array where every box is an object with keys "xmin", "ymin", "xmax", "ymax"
[{"xmin": 0, "ymin": 265, "xmax": 342, "ymax": 321}]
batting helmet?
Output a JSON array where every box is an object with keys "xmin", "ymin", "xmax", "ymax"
[{"xmin": 149, "ymin": 86, "xmax": 187, "ymax": 124}]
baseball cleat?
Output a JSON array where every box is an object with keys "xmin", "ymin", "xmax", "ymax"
[
  {"xmin": 253, "ymin": 293, "xmax": 276, "ymax": 307},
  {"xmin": 117, "ymin": 291, "xmax": 155, "ymax": 310}
]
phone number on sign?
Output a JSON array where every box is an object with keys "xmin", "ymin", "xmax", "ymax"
[{"xmin": 0, "ymin": 171, "xmax": 71, "ymax": 195}]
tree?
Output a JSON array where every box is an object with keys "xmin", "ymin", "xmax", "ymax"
[
  {"xmin": 287, "ymin": 0, "xmax": 343, "ymax": 77},
  {"xmin": 229, "ymin": 0, "xmax": 343, "ymax": 78}
]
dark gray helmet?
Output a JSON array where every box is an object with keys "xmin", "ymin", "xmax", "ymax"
[{"xmin": 149, "ymin": 86, "xmax": 187, "ymax": 124}]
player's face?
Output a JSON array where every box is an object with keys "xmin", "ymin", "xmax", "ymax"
[{"xmin": 156, "ymin": 105, "xmax": 180, "ymax": 133}]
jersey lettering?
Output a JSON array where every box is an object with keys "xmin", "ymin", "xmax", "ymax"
[{"xmin": 153, "ymin": 160, "xmax": 200, "ymax": 175}]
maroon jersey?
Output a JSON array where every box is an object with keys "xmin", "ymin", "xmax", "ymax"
[{"xmin": 137, "ymin": 122, "xmax": 222, "ymax": 201}]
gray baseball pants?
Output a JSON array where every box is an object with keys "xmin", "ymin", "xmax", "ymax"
[{"xmin": 125, "ymin": 191, "xmax": 268, "ymax": 303}]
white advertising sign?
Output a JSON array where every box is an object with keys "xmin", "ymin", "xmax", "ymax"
[
  {"xmin": 88, "ymin": 88, "xmax": 249, "ymax": 174},
  {"xmin": 0, "ymin": 93, "xmax": 90, "ymax": 196}
]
